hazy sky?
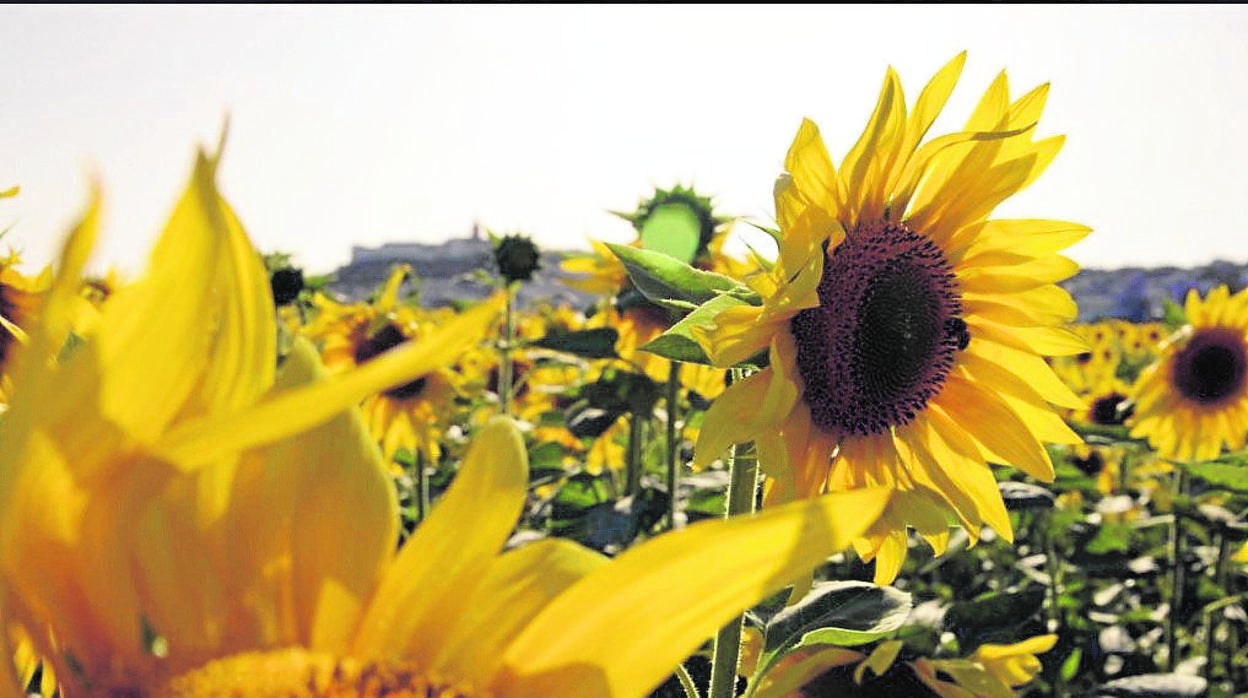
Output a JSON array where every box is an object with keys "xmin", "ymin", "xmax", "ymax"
[{"xmin": 2, "ymin": 5, "xmax": 1247, "ymax": 277}]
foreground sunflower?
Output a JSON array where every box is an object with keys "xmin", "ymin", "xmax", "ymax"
[
  {"xmin": 0, "ymin": 146, "xmax": 494, "ymax": 694},
  {"xmin": 0, "ymin": 143, "xmax": 891, "ymax": 697},
  {"xmin": 1130, "ymin": 285, "xmax": 1248, "ymax": 461},
  {"xmin": 691, "ymin": 53, "xmax": 1086, "ymax": 582}
]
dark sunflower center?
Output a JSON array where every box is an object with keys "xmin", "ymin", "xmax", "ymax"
[
  {"xmin": 0, "ymin": 287, "xmax": 20, "ymax": 367},
  {"xmin": 1090, "ymin": 392, "xmax": 1132, "ymax": 425},
  {"xmin": 159, "ymin": 648, "xmax": 481, "ymax": 697},
  {"xmin": 1172, "ymin": 327, "xmax": 1248, "ymax": 405},
  {"xmin": 353, "ymin": 323, "xmax": 428, "ymax": 400},
  {"xmin": 790, "ymin": 221, "xmax": 964, "ymax": 436}
]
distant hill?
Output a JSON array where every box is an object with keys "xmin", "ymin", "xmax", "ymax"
[
  {"xmin": 327, "ymin": 233, "xmax": 597, "ymax": 311},
  {"xmin": 325, "ymin": 233, "xmax": 1248, "ymax": 323}
]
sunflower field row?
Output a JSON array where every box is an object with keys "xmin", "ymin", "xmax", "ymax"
[{"xmin": 0, "ymin": 54, "xmax": 1242, "ymax": 698}]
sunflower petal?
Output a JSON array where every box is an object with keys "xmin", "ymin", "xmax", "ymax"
[
  {"xmin": 351, "ymin": 416, "xmax": 528, "ymax": 663},
  {"xmin": 494, "ymin": 488, "xmax": 890, "ymax": 698},
  {"xmin": 154, "ymin": 297, "xmax": 501, "ymax": 469}
]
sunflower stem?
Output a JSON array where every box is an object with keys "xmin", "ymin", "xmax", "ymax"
[
  {"xmin": 709, "ymin": 376, "xmax": 759, "ymax": 698},
  {"xmin": 1205, "ymin": 532, "xmax": 1232, "ymax": 684},
  {"xmin": 414, "ymin": 450, "xmax": 430, "ymax": 525},
  {"xmin": 625, "ymin": 410, "xmax": 646, "ymax": 499},
  {"xmin": 674, "ymin": 662, "xmax": 701, "ymax": 698},
  {"xmin": 499, "ymin": 282, "xmax": 516, "ymax": 417},
  {"xmin": 1167, "ymin": 466, "xmax": 1190, "ymax": 671},
  {"xmin": 666, "ymin": 360, "xmax": 682, "ymax": 530}
]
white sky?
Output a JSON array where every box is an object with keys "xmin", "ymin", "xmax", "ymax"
[{"xmin": 2, "ymin": 5, "xmax": 1247, "ymax": 276}]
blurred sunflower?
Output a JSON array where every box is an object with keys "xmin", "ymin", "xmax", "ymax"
[
  {"xmin": 691, "ymin": 53, "xmax": 1086, "ymax": 583},
  {"xmin": 304, "ymin": 266, "xmax": 491, "ymax": 466},
  {"xmin": 750, "ymin": 635, "xmax": 1056, "ymax": 698},
  {"xmin": 0, "ymin": 145, "xmax": 505, "ymax": 694},
  {"xmin": 0, "ymin": 252, "xmax": 51, "ymax": 402},
  {"xmin": 1130, "ymin": 285, "xmax": 1248, "ymax": 461}
]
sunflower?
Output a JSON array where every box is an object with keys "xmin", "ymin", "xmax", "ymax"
[
  {"xmin": 0, "ymin": 146, "xmax": 501, "ymax": 694},
  {"xmin": 749, "ymin": 635, "xmax": 1056, "ymax": 698},
  {"xmin": 690, "ymin": 53, "xmax": 1086, "ymax": 583},
  {"xmin": 303, "ymin": 267, "xmax": 490, "ymax": 466},
  {"xmin": 1129, "ymin": 285, "xmax": 1248, "ymax": 461}
]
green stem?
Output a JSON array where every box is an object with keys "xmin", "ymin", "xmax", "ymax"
[
  {"xmin": 666, "ymin": 360, "xmax": 682, "ymax": 530},
  {"xmin": 625, "ymin": 411, "xmax": 645, "ymax": 499},
  {"xmin": 1167, "ymin": 467, "xmax": 1190, "ymax": 671},
  {"xmin": 1205, "ymin": 532, "xmax": 1232, "ymax": 684},
  {"xmin": 1118, "ymin": 447, "xmax": 1133, "ymax": 494},
  {"xmin": 414, "ymin": 450, "xmax": 430, "ymax": 525},
  {"xmin": 499, "ymin": 284, "xmax": 515, "ymax": 416},
  {"xmin": 675, "ymin": 662, "xmax": 701, "ymax": 698},
  {"xmin": 1041, "ymin": 510, "xmax": 1065, "ymax": 695},
  {"xmin": 708, "ymin": 382, "xmax": 759, "ymax": 698}
]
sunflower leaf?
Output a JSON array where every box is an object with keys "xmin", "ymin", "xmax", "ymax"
[
  {"xmin": 640, "ymin": 293, "xmax": 753, "ymax": 365},
  {"xmin": 1186, "ymin": 461, "xmax": 1248, "ymax": 495},
  {"xmin": 762, "ymin": 581, "xmax": 913, "ymax": 655},
  {"xmin": 942, "ymin": 586, "xmax": 1046, "ymax": 651},
  {"xmin": 527, "ymin": 328, "xmax": 620, "ymax": 359},
  {"xmin": 606, "ymin": 242, "xmax": 761, "ymax": 312},
  {"xmin": 1162, "ymin": 297, "xmax": 1188, "ymax": 329}
]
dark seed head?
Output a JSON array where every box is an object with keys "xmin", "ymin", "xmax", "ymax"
[
  {"xmin": 1172, "ymin": 327, "xmax": 1248, "ymax": 406},
  {"xmin": 1090, "ymin": 392, "xmax": 1132, "ymax": 425},
  {"xmin": 790, "ymin": 221, "xmax": 965, "ymax": 436},
  {"xmin": 493, "ymin": 234, "xmax": 542, "ymax": 284},
  {"xmin": 353, "ymin": 322, "xmax": 429, "ymax": 400},
  {"xmin": 270, "ymin": 267, "xmax": 305, "ymax": 306}
]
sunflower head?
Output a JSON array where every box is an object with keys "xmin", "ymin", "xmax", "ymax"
[
  {"xmin": 492, "ymin": 233, "xmax": 542, "ymax": 284},
  {"xmin": 689, "ymin": 53, "xmax": 1087, "ymax": 583},
  {"xmin": 1130, "ymin": 285, "xmax": 1248, "ymax": 461},
  {"xmin": 613, "ymin": 184, "xmax": 731, "ymax": 266}
]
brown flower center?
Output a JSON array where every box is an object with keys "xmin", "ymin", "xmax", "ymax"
[
  {"xmin": 790, "ymin": 221, "xmax": 965, "ymax": 436},
  {"xmin": 158, "ymin": 648, "xmax": 484, "ymax": 697},
  {"xmin": 1172, "ymin": 327, "xmax": 1248, "ymax": 406},
  {"xmin": 353, "ymin": 323, "xmax": 428, "ymax": 400}
]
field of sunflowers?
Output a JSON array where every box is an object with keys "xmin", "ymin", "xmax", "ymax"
[{"xmin": 0, "ymin": 54, "xmax": 1244, "ymax": 698}]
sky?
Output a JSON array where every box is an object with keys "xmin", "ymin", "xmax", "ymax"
[{"xmin": 2, "ymin": 5, "xmax": 1247, "ymax": 277}]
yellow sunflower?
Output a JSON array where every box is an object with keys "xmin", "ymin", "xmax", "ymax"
[
  {"xmin": 1129, "ymin": 285, "xmax": 1248, "ymax": 461},
  {"xmin": 0, "ymin": 253, "xmax": 52, "ymax": 403},
  {"xmin": 0, "ymin": 146, "xmax": 503, "ymax": 694},
  {"xmin": 691, "ymin": 53, "xmax": 1086, "ymax": 583},
  {"xmin": 750, "ymin": 635, "xmax": 1056, "ymax": 698},
  {"xmin": 303, "ymin": 266, "xmax": 491, "ymax": 465}
]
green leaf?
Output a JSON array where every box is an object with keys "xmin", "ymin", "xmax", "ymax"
[
  {"xmin": 1060, "ymin": 646, "xmax": 1082, "ymax": 682},
  {"xmin": 1084, "ymin": 522, "xmax": 1133, "ymax": 555},
  {"xmin": 1187, "ymin": 462, "xmax": 1248, "ymax": 494},
  {"xmin": 528, "ymin": 328, "xmax": 620, "ymax": 359},
  {"xmin": 763, "ymin": 581, "xmax": 913, "ymax": 654},
  {"xmin": 640, "ymin": 293, "xmax": 754, "ymax": 365},
  {"xmin": 1162, "ymin": 297, "xmax": 1188, "ymax": 330},
  {"xmin": 606, "ymin": 242, "xmax": 760, "ymax": 312},
  {"xmin": 639, "ymin": 202, "xmax": 702, "ymax": 264},
  {"xmin": 943, "ymin": 587, "xmax": 1046, "ymax": 649},
  {"xmin": 527, "ymin": 441, "xmax": 566, "ymax": 473}
]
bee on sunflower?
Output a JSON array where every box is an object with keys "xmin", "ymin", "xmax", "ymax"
[{"xmin": 688, "ymin": 53, "xmax": 1087, "ymax": 583}]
